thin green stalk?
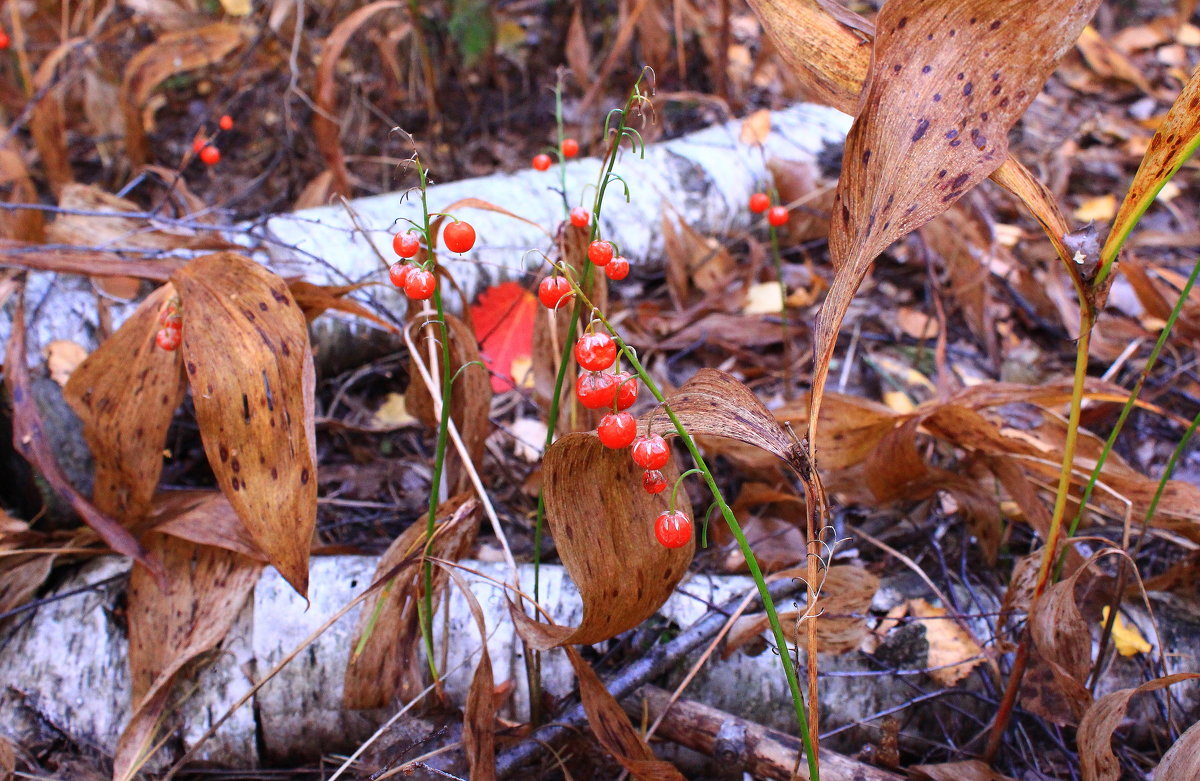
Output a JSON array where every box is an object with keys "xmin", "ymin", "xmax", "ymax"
[{"xmin": 1144, "ymin": 408, "xmax": 1200, "ymax": 531}]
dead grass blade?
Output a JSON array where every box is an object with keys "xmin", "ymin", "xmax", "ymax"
[
  {"xmin": 314, "ymin": 1, "xmax": 404, "ymax": 197},
  {"xmin": 519, "ymin": 432, "xmax": 691, "ymax": 649},
  {"xmin": 121, "ymin": 23, "xmax": 244, "ymax": 166},
  {"xmin": 4, "ymin": 294, "xmax": 163, "ymax": 583},
  {"xmin": 114, "ymin": 533, "xmax": 262, "ymax": 781},
  {"xmin": 1078, "ymin": 672, "xmax": 1200, "ymax": 781},
  {"xmin": 342, "ymin": 497, "xmax": 480, "ymax": 709},
  {"xmin": 565, "ymin": 645, "xmax": 685, "ymax": 780},
  {"xmin": 171, "ymin": 252, "xmax": 317, "ymax": 599},
  {"xmin": 63, "ymin": 283, "xmax": 187, "ymax": 528}
]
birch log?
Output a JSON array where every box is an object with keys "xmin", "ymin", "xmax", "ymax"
[{"xmin": 0, "ymin": 103, "xmax": 852, "ymax": 364}]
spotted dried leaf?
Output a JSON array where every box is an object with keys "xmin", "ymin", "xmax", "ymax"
[
  {"xmin": 64, "ymin": 284, "xmax": 187, "ymax": 528},
  {"xmin": 172, "ymin": 252, "xmax": 317, "ymax": 598},
  {"xmin": 149, "ymin": 490, "xmax": 267, "ymax": 561},
  {"xmin": 115, "ymin": 533, "xmax": 262, "ymax": 781}
]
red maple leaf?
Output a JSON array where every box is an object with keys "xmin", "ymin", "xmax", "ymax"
[{"xmin": 469, "ymin": 281, "xmax": 536, "ymax": 393}]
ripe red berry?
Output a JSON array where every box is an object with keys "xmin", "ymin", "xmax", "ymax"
[
  {"xmin": 569, "ymin": 207, "xmax": 589, "ymax": 228},
  {"xmin": 155, "ymin": 327, "xmax": 181, "ymax": 351},
  {"xmin": 532, "ymin": 153, "xmax": 552, "ymax": 171},
  {"xmin": 443, "ymin": 220, "xmax": 476, "ymax": 253},
  {"xmin": 0, "ymin": 30, "xmax": 10, "ymax": 50},
  {"xmin": 404, "ymin": 268, "xmax": 437, "ymax": 300},
  {"xmin": 388, "ymin": 262, "xmax": 413, "ymax": 288},
  {"xmin": 631, "ymin": 434, "xmax": 670, "ymax": 470},
  {"xmin": 218, "ymin": 114, "xmax": 234, "ymax": 131},
  {"xmin": 393, "ymin": 231, "xmax": 420, "ymax": 258},
  {"xmin": 575, "ymin": 371, "xmax": 617, "ymax": 410},
  {"xmin": 654, "ymin": 510, "xmax": 693, "ymax": 548},
  {"xmin": 597, "ymin": 412, "xmax": 637, "ymax": 449},
  {"xmin": 538, "ymin": 276, "xmax": 574, "ymax": 310},
  {"xmin": 191, "ymin": 136, "xmax": 207, "ymax": 153},
  {"xmin": 574, "ymin": 332, "xmax": 617, "ymax": 372},
  {"xmin": 587, "ymin": 240, "xmax": 614, "ymax": 267},
  {"xmin": 199, "ymin": 145, "xmax": 220, "ymax": 165},
  {"xmin": 562, "ymin": 138, "xmax": 579, "ymax": 158},
  {"xmin": 160, "ymin": 312, "xmax": 182, "ymax": 331},
  {"xmin": 749, "ymin": 192, "xmax": 770, "ymax": 213},
  {"xmin": 613, "ymin": 371, "xmax": 638, "ymax": 410},
  {"xmin": 767, "ymin": 205, "xmax": 789, "ymax": 227},
  {"xmin": 642, "ymin": 470, "xmax": 667, "ymax": 494},
  {"xmin": 605, "ymin": 256, "xmax": 629, "ymax": 281}
]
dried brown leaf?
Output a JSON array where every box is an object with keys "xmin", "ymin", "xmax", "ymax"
[
  {"xmin": 740, "ymin": 109, "xmax": 772, "ymax": 146},
  {"xmin": 516, "ymin": 432, "xmax": 691, "ymax": 649},
  {"xmin": 172, "ymin": 253, "xmax": 317, "ymax": 598},
  {"xmin": 115, "ymin": 534, "xmax": 262, "ymax": 781},
  {"xmin": 0, "ymin": 515, "xmax": 54, "ymax": 615},
  {"xmin": 661, "ymin": 211, "xmax": 733, "ymax": 306},
  {"xmin": 121, "ymin": 24, "xmax": 243, "ymax": 166},
  {"xmin": 774, "ymin": 392, "xmax": 898, "ymax": 471},
  {"xmin": 343, "ymin": 497, "xmax": 480, "ymax": 708},
  {"xmin": 1029, "ymin": 564, "xmax": 1095, "ymax": 723},
  {"xmin": 29, "ymin": 40, "xmax": 76, "ymax": 196},
  {"xmin": 1078, "ymin": 672, "xmax": 1200, "ymax": 781},
  {"xmin": 445, "ymin": 564, "xmax": 496, "ymax": 781},
  {"xmin": 911, "ymin": 760, "xmax": 1016, "ymax": 781},
  {"xmin": 5, "ymin": 295, "xmax": 162, "ymax": 582},
  {"xmin": 909, "ymin": 597, "xmax": 985, "ymax": 687},
  {"xmin": 1157, "ymin": 718, "xmax": 1200, "ymax": 781},
  {"xmin": 566, "ymin": 646, "xmax": 685, "ymax": 780},
  {"xmin": 64, "ymin": 284, "xmax": 186, "ymax": 527},
  {"xmin": 149, "ymin": 490, "xmax": 267, "ymax": 561},
  {"xmin": 566, "ymin": 4, "xmax": 593, "ymax": 91},
  {"xmin": 0, "ymin": 241, "xmax": 182, "ymax": 280},
  {"xmin": 288, "ymin": 279, "xmax": 398, "ymax": 332},
  {"xmin": 314, "ymin": 2, "xmax": 405, "ymax": 196},
  {"xmin": 1076, "ymin": 25, "xmax": 1153, "ymax": 92},
  {"xmin": 46, "ymin": 184, "xmax": 224, "ymax": 252},
  {"xmin": 0, "ymin": 132, "xmax": 44, "ymax": 242}
]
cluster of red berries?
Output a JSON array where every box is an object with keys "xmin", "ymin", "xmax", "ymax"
[
  {"xmin": 531, "ymin": 138, "xmax": 580, "ymax": 171},
  {"xmin": 749, "ymin": 192, "xmax": 789, "ymax": 227},
  {"xmin": 586, "ymin": 239, "xmax": 630, "ymax": 281},
  {"xmin": 155, "ymin": 301, "xmax": 183, "ymax": 351},
  {"xmin": 387, "ymin": 220, "xmax": 476, "ymax": 301},
  {"xmin": 191, "ymin": 115, "xmax": 234, "ymax": 166}
]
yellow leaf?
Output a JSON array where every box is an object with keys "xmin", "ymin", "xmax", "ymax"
[
  {"xmin": 739, "ymin": 109, "xmax": 772, "ymax": 146},
  {"xmin": 909, "ymin": 598, "xmax": 985, "ymax": 687},
  {"xmin": 1101, "ymin": 606, "xmax": 1152, "ymax": 656},
  {"xmin": 219, "ymin": 0, "xmax": 252, "ymax": 16},
  {"xmin": 1073, "ymin": 193, "xmax": 1118, "ymax": 222},
  {"xmin": 743, "ymin": 281, "xmax": 785, "ymax": 315},
  {"xmin": 373, "ymin": 393, "xmax": 415, "ymax": 428},
  {"xmin": 882, "ymin": 390, "xmax": 916, "ymax": 414},
  {"xmin": 43, "ymin": 340, "xmax": 88, "ymax": 386}
]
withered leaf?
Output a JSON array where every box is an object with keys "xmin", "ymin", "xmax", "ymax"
[
  {"xmin": 1078, "ymin": 672, "xmax": 1200, "ymax": 781},
  {"xmin": 288, "ymin": 279, "xmax": 398, "ymax": 332},
  {"xmin": 911, "ymin": 760, "xmax": 1017, "ymax": 781},
  {"xmin": 1157, "ymin": 718, "xmax": 1200, "ymax": 781},
  {"xmin": 5, "ymin": 296, "xmax": 161, "ymax": 581},
  {"xmin": 115, "ymin": 533, "xmax": 262, "ymax": 781},
  {"xmin": 149, "ymin": 490, "xmax": 267, "ymax": 561},
  {"xmin": 64, "ymin": 283, "xmax": 187, "ymax": 528},
  {"xmin": 444, "ymin": 564, "xmax": 496, "ymax": 781},
  {"xmin": 172, "ymin": 252, "xmax": 317, "ymax": 598},
  {"xmin": 518, "ymin": 432, "xmax": 691, "ymax": 649}
]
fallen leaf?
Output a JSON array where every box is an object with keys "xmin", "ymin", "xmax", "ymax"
[
  {"xmin": 43, "ymin": 340, "xmax": 87, "ymax": 387},
  {"xmin": 172, "ymin": 253, "xmax": 317, "ymax": 598},
  {"xmin": 909, "ymin": 598, "xmax": 985, "ymax": 687},
  {"xmin": 896, "ymin": 307, "xmax": 939, "ymax": 339},
  {"xmin": 64, "ymin": 284, "xmax": 187, "ymax": 527},
  {"xmin": 470, "ymin": 282, "xmax": 537, "ymax": 393},
  {"xmin": 1073, "ymin": 193, "xmax": 1118, "ymax": 222},
  {"xmin": 565, "ymin": 3, "xmax": 593, "ymax": 91},
  {"xmin": 1029, "ymin": 563, "xmax": 1094, "ymax": 722},
  {"xmin": 911, "ymin": 760, "xmax": 1017, "ymax": 781},
  {"xmin": 1157, "ymin": 718, "xmax": 1200, "ymax": 781},
  {"xmin": 218, "ymin": 0, "xmax": 251, "ymax": 15},
  {"xmin": 149, "ymin": 490, "xmax": 267, "ymax": 561},
  {"xmin": 742, "ymin": 281, "xmax": 785, "ymax": 315},
  {"xmin": 372, "ymin": 392, "xmax": 416, "ymax": 428},
  {"xmin": 0, "ymin": 133, "xmax": 45, "ymax": 242},
  {"xmin": 288, "ymin": 280, "xmax": 399, "ymax": 332},
  {"xmin": 740, "ymin": 109, "xmax": 772, "ymax": 145},
  {"xmin": 1100, "ymin": 605, "xmax": 1151, "ymax": 656},
  {"xmin": 662, "ymin": 211, "xmax": 734, "ymax": 307},
  {"xmin": 444, "ymin": 564, "xmax": 496, "ymax": 781},
  {"xmin": 1076, "ymin": 25, "xmax": 1153, "ymax": 91}
]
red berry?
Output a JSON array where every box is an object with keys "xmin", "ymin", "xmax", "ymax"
[
  {"xmin": 562, "ymin": 138, "xmax": 579, "ymax": 158},
  {"xmin": 569, "ymin": 207, "xmax": 589, "ymax": 228},
  {"xmin": 404, "ymin": 268, "xmax": 436, "ymax": 300},
  {"xmin": 613, "ymin": 371, "xmax": 638, "ymax": 410},
  {"xmin": 532, "ymin": 153, "xmax": 552, "ymax": 171},
  {"xmin": 443, "ymin": 220, "xmax": 476, "ymax": 253},
  {"xmin": 0, "ymin": 31, "xmax": 9, "ymax": 50},
  {"xmin": 631, "ymin": 434, "xmax": 669, "ymax": 470},
  {"xmin": 597, "ymin": 412, "xmax": 637, "ymax": 449},
  {"xmin": 749, "ymin": 192, "xmax": 770, "ymax": 213},
  {"xmin": 575, "ymin": 371, "xmax": 617, "ymax": 410},
  {"xmin": 574, "ymin": 332, "xmax": 617, "ymax": 372},
  {"xmin": 160, "ymin": 312, "xmax": 182, "ymax": 331},
  {"xmin": 191, "ymin": 136, "xmax": 207, "ymax": 153},
  {"xmin": 767, "ymin": 205, "xmax": 789, "ymax": 227},
  {"xmin": 642, "ymin": 470, "xmax": 667, "ymax": 494},
  {"xmin": 393, "ymin": 231, "xmax": 420, "ymax": 258},
  {"xmin": 388, "ymin": 262, "xmax": 413, "ymax": 288},
  {"xmin": 199, "ymin": 145, "xmax": 220, "ymax": 165},
  {"xmin": 605, "ymin": 256, "xmax": 630, "ymax": 281},
  {"xmin": 538, "ymin": 276, "xmax": 574, "ymax": 310},
  {"xmin": 587, "ymin": 240, "xmax": 614, "ymax": 267},
  {"xmin": 218, "ymin": 114, "xmax": 234, "ymax": 131},
  {"xmin": 654, "ymin": 510, "xmax": 693, "ymax": 548},
  {"xmin": 155, "ymin": 327, "xmax": 181, "ymax": 351}
]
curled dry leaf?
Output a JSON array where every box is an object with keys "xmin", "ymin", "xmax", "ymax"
[
  {"xmin": 515, "ymin": 432, "xmax": 692, "ymax": 649},
  {"xmin": 1156, "ymin": 718, "xmax": 1200, "ymax": 781},
  {"xmin": 443, "ymin": 564, "xmax": 496, "ymax": 781},
  {"xmin": 0, "ymin": 131, "xmax": 44, "ymax": 242},
  {"xmin": 287, "ymin": 279, "xmax": 398, "ymax": 332},
  {"xmin": 0, "ymin": 513, "xmax": 55, "ymax": 615},
  {"xmin": 1078, "ymin": 672, "xmax": 1200, "ymax": 781},
  {"xmin": 813, "ymin": 0, "xmax": 1101, "ymax": 446},
  {"xmin": 661, "ymin": 211, "xmax": 734, "ymax": 307},
  {"xmin": 64, "ymin": 283, "xmax": 187, "ymax": 528},
  {"xmin": 566, "ymin": 646, "xmax": 686, "ymax": 780},
  {"xmin": 121, "ymin": 23, "xmax": 243, "ymax": 165},
  {"xmin": 172, "ymin": 253, "xmax": 317, "ymax": 598},
  {"xmin": 4, "ymin": 296, "xmax": 162, "ymax": 582},
  {"xmin": 115, "ymin": 533, "xmax": 262, "ymax": 781},
  {"xmin": 405, "ymin": 312, "xmax": 493, "ymax": 492},
  {"xmin": 314, "ymin": 1, "xmax": 404, "ymax": 196},
  {"xmin": 29, "ymin": 39, "xmax": 76, "ymax": 196},
  {"xmin": 148, "ymin": 490, "xmax": 267, "ymax": 561},
  {"xmin": 908, "ymin": 598, "xmax": 986, "ymax": 687},
  {"xmin": 343, "ymin": 496, "xmax": 480, "ymax": 709}
]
